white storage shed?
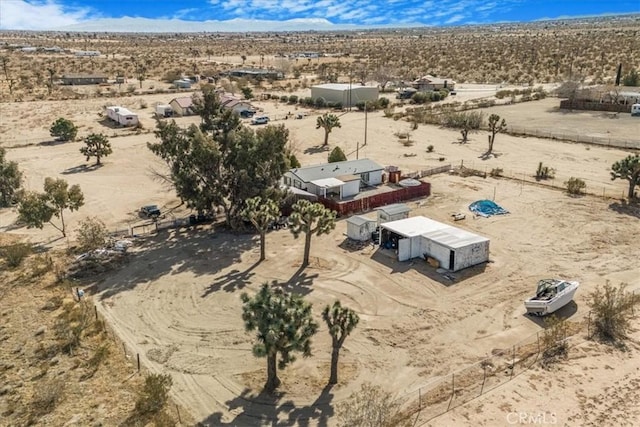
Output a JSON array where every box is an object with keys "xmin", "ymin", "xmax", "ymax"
[
  {"xmin": 380, "ymin": 216, "xmax": 489, "ymax": 271},
  {"xmin": 346, "ymin": 215, "xmax": 378, "ymax": 241},
  {"xmin": 155, "ymin": 104, "xmax": 173, "ymax": 118},
  {"xmin": 376, "ymin": 203, "xmax": 410, "ymax": 224},
  {"xmin": 311, "ymin": 83, "xmax": 379, "ymax": 107}
]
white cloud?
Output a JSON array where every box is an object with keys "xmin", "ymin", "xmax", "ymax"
[
  {"xmin": 0, "ymin": 0, "xmax": 94, "ymax": 30},
  {"xmin": 445, "ymin": 14, "xmax": 465, "ymax": 24}
]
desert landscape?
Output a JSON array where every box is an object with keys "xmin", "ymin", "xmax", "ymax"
[{"xmin": 1, "ymin": 14, "xmax": 640, "ymax": 427}]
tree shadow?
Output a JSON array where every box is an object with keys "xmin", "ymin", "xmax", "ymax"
[
  {"xmin": 198, "ymin": 384, "xmax": 335, "ymax": 426},
  {"xmin": 87, "ymin": 228, "xmax": 256, "ymax": 300},
  {"xmin": 202, "ymin": 260, "xmax": 260, "ymax": 296},
  {"xmin": 275, "ymin": 265, "xmax": 319, "ymax": 296},
  {"xmin": 38, "ymin": 139, "xmax": 69, "ymax": 146},
  {"xmin": 61, "ymin": 163, "xmax": 103, "ymax": 174},
  {"xmin": 303, "ymin": 145, "xmax": 330, "ymax": 154},
  {"xmin": 479, "ymin": 151, "xmax": 501, "ymax": 160},
  {"xmin": 609, "ymin": 200, "xmax": 640, "ymax": 219}
]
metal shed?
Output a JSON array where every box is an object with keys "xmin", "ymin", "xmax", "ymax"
[
  {"xmin": 346, "ymin": 215, "xmax": 377, "ymax": 241},
  {"xmin": 376, "ymin": 203, "xmax": 410, "ymax": 224},
  {"xmin": 379, "ymin": 216, "xmax": 489, "ymax": 271},
  {"xmin": 311, "ymin": 83, "xmax": 379, "ymax": 107}
]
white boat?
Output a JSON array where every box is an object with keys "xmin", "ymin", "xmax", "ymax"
[{"xmin": 524, "ymin": 279, "xmax": 579, "ymax": 316}]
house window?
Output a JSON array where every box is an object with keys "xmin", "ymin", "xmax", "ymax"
[{"xmin": 361, "ymin": 172, "xmax": 370, "ymax": 183}]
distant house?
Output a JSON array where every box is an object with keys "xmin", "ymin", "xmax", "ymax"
[
  {"xmin": 311, "ymin": 83, "xmax": 379, "ymax": 107},
  {"xmin": 228, "ymin": 68, "xmax": 284, "ymax": 80},
  {"xmin": 74, "ymin": 50, "xmax": 101, "ymax": 57},
  {"xmin": 412, "ymin": 75, "xmax": 455, "ymax": 91},
  {"xmin": 61, "ymin": 73, "xmax": 108, "ymax": 85},
  {"xmin": 219, "ymin": 94, "xmax": 255, "ymax": 115},
  {"xmin": 282, "ymin": 158, "xmax": 384, "ymax": 199},
  {"xmin": 169, "ymin": 97, "xmax": 195, "ymax": 116}
]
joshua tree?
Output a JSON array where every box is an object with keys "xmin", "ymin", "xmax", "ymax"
[
  {"xmin": 611, "ymin": 154, "xmax": 640, "ymax": 200},
  {"xmin": 487, "ymin": 114, "xmax": 507, "ymax": 155},
  {"xmin": 316, "ymin": 113, "xmax": 341, "ymax": 147},
  {"xmin": 241, "ymin": 54, "xmax": 247, "ymax": 66},
  {"xmin": 288, "ymin": 200, "xmax": 336, "ymax": 267},
  {"xmin": 323, "ymin": 300, "xmax": 359, "ymax": 385},
  {"xmin": 241, "ymin": 196, "xmax": 280, "ymax": 261},
  {"xmin": 80, "ymin": 133, "xmax": 112, "ymax": 165},
  {"xmin": 441, "ymin": 111, "xmax": 484, "ymax": 143},
  {"xmin": 241, "ymin": 283, "xmax": 318, "ymax": 391}
]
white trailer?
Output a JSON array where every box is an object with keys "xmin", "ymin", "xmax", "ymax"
[
  {"xmin": 105, "ymin": 106, "xmax": 139, "ymax": 127},
  {"xmin": 632, "ymin": 104, "xmax": 640, "ymax": 117}
]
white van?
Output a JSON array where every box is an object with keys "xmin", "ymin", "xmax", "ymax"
[{"xmin": 631, "ymin": 104, "xmax": 640, "ymax": 117}]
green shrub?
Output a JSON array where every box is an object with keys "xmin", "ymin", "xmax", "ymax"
[
  {"xmin": 489, "ymin": 168, "xmax": 504, "ymax": 177},
  {"xmin": 589, "ymin": 281, "xmax": 639, "ymax": 342},
  {"xmin": 565, "ymin": 177, "xmax": 586, "ymax": 195},
  {"xmin": 426, "ymin": 145, "xmax": 434, "ymax": 153},
  {"xmin": 279, "ymin": 95, "xmax": 288, "ymax": 103},
  {"xmin": 288, "ymin": 95, "xmax": 298, "ymax": 104},
  {"xmin": 314, "ymin": 97, "xmax": 327, "ymax": 108}
]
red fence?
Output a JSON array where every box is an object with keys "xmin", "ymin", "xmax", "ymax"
[{"xmin": 319, "ymin": 182, "xmax": 431, "ymax": 216}]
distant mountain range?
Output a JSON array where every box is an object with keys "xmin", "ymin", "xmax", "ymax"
[{"xmin": 47, "ymin": 17, "xmax": 423, "ymax": 33}]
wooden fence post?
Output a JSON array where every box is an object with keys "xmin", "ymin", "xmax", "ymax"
[
  {"xmin": 123, "ymin": 342, "xmax": 126, "ymax": 356},
  {"xmin": 447, "ymin": 373, "xmax": 455, "ymax": 411},
  {"xmin": 176, "ymin": 404, "xmax": 182, "ymax": 424},
  {"xmin": 94, "ymin": 305, "xmax": 98, "ymax": 320},
  {"xmin": 137, "ymin": 353, "xmax": 140, "ymax": 372}
]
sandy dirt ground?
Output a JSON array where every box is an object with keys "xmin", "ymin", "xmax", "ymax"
[{"xmin": 2, "ymin": 94, "xmax": 639, "ymax": 425}]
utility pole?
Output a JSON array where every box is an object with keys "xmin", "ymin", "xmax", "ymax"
[
  {"xmin": 356, "ymin": 141, "xmax": 359, "ymax": 159},
  {"xmin": 364, "ymin": 101, "xmax": 368, "ymax": 146}
]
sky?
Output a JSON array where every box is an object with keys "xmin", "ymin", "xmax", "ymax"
[{"xmin": 0, "ymin": 0, "xmax": 639, "ymax": 31}]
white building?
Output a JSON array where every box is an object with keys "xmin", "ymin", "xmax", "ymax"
[
  {"xmin": 75, "ymin": 50, "xmax": 101, "ymax": 57},
  {"xmin": 105, "ymin": 106, "xmax": 139, "ymax": 127},
  {"xmin": 380, "ymin": 216, "xmax": 490, "ymax": 271},
  {"xmin": 311, "ymin": 83, "xmax": 379, "ymax": 107},
  {"xmin": 376, "ymin": 203, "xmax": 410, "ymax": 225},
  {"xmin": 346, "ymin": 215, "xmax": 378, "ymax": 241},
  {"xmin": 282, "ymin": 158, "xmax": 384, "ymax": 199}
]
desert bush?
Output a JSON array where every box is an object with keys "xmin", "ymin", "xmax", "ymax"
[
  {"xmin": 288, "ymin": 95, "xmax": 298, "ymax": 104},
  {"xmin": 279, "ymin": 95, "xmax": 288, "ymax": 103},
  {"xmin": 541, "ymin": 315, "xmax": 568, "ymax": 365},
  {"xmin": 489, "ymin": 167, "xmax": 504, "ymax": 177},
  {"xmin": 589, "ymin": 281, "xmax": 639, "ymax": 342},
  {"xmin": 378, "ymin": 97, "xmax": 390, "ymax": 108},
  {"xmin": 139, "ymin": 100, "xmax": 148, "ymax": 109},
  {"xmin": 76, "ymin": 216, "xmax": 108, "ymax": 252},
  {"xmin": 1, "ymin": 242, "xmax": 32, "ymax": 268},
  {"xmin": 54, "ymin": 300, "xmax": 93, "ymax": 354},
  {"xmin": 30, "ymin": 378, "xmax": 65, "ymax": 417},
  {"xmin": 337, "ymin": 383, "xmax": 405, "ymax": 427},
  {"xmin": 30, "ymin": 254, "xmax": 54, "ymax": 277},
  {"xmin": 135, "ymin": 373, "xmax": 173, "ymax": 415},
  {"xmin": 426, "ymin": 145, "xmax": 434, "ymax": 153},
  {"xmin": 565, "ymin": 177, "xmax": 586, "ymax": 195},
  {"xmin": 314, "ymin": 97, "xmax": 327, "ymax": 108}
]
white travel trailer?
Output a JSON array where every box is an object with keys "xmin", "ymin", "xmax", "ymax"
[
  {"xmin": 631, "ymin": 104, "xmax": 640, "ymax": 117},
  {"xmin": 105, "ymin": 106, "xmax": 139, "ymax": 127}
]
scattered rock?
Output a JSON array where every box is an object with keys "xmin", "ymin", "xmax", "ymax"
[
  {"xmin": 0, "ymin": 385, "xmax": 12, "ymax": 396},
  {"xmin": 35, "ymin": 326, "xmax": 47, "ymax": 336}
]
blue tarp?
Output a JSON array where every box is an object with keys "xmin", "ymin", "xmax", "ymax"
[{"xmin": 469, "ymin": 200, "xmax": 509, "ymax": 217}]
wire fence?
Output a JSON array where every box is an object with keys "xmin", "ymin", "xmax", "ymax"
[
  {"xmin": 76, "ymin": 293, "xmax": 187, "ymax": 425},
  {"xmin": 451, "ymin": 160, "xmax": 631, "ymax": 201},
  {"xmin": 507, "ymin": 125, "xmax": 639, "ymax": 150},
  {"xmin": 393, "ymin": 303, "xmax": 633, "ymax": 426}
]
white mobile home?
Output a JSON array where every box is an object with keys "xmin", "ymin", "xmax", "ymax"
[
  {"xmin": 105, "ymin": 106, "xmax": 139, "ymax": 127},
  {"xmin": 283, "ymin": 158, "xmax": 384, "ymax": 199},
  {"xmin": 380, "ymin": 216, "xmax": 489, "ymax": 271}
]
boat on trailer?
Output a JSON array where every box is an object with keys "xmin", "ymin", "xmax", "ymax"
[{"xmin": 524, "ymin": 279, "xmax": 579, "ymax": 316}]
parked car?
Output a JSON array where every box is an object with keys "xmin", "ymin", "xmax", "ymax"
[
  {"xmin": 251, "ymin": 115, "xmax": 270, "ymax": 125},
  {"xmin": 140, "ymin": 205, "xmax": 161, "ymax": 218}
]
